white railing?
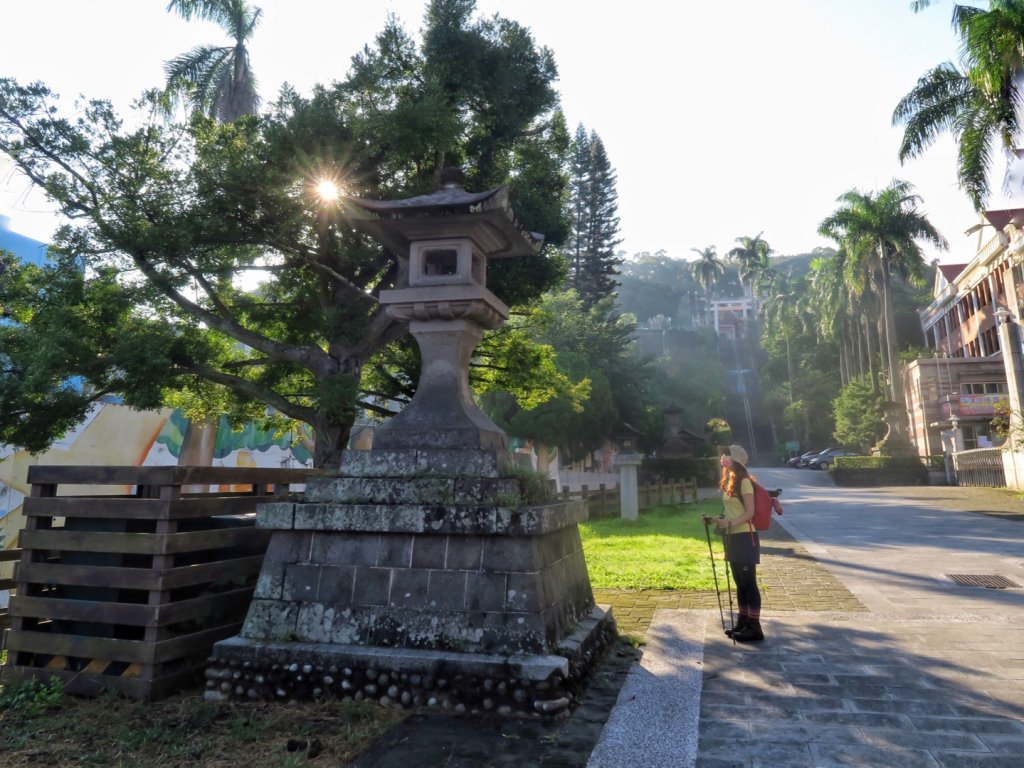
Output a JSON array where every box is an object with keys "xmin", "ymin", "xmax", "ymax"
[
  {"xmin": 555, "ymin": 470, "xmax": 619, "ymax": 493},
  {"xmin": 951, "ymin": 447, "xmax": 1006, "ymax": 487}
]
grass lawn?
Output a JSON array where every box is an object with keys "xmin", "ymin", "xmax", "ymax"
[{"xmin": 580, "ymin": 499, "xmax": 725, "ymax": 590}]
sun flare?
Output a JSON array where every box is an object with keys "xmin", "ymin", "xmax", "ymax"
[{"xmin": 315, "ymin": 179, "xmax": 340, "ymax": 202}]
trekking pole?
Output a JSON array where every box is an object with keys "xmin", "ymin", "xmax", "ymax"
[
  {"xmin": 723, "ymin": 547, "xmax": 736, "ymax": 645},
  {"xmin": 703, "ymin": 519, "xmax": 727, "ymax": 633}
]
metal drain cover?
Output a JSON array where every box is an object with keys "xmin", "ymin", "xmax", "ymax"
[{"xmin": 947, "ymin": 574, "xmax": 1022, "ymax": 589}]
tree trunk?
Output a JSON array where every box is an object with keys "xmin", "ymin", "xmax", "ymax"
[
  {"xmin": 784, "ymin": 329, "xmax": 795, "ymax": 407},
  {"xmin": 855, "ymin": 317, "xmax": 866, "ymax": 380},
  {"xmin": 880, "ymin": 246, "xmax": 901, "ymax": 404},
  {"xmin": 839, "ymin": 334, "xmax": 849, "ymax": 388},
  {"xmin": 864, "ymin": 313, "xmax": 879, "ymax": 395},
  {"xmin": 844, "ymin": 325, "xmax": 857, "ymax": 384},
  {"xmin": 312, "ymin": 414, "xmax": 353, "ymax": 469},
  {"xmin": 876, "ymin": 310, "xmax": 887, "ymax": 394}
]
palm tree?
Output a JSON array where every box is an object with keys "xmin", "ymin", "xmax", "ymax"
[
  {"xmin": 727, "ymin": 232, "xmax": 773, "ymax": 296},
  {"xmin": 689, "ymin": 246, "xmax": 724, "ymax": 325},
  {"xmin": 806, "ymin": 246, "xmax": 889, "ymax": 400},
  {"xmin": 163, "ymin": 0, "xmax": 262, "ymax": 122},
  {"xmin": 809, "ymin": 253, "xmax": 854, "ymax": 385},
  {"xmin": 818, "ymin": 180, "xmax": 947, "ymax": 410},
  {"xmin": 894, "ymin": 1, "xmax": 1024, "ymax": 208},
  {"xmin": 757, "ymin": 269, "xmax": 801, "ymax": 408}
]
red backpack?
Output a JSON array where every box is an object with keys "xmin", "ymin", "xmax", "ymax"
[{"xmin": 751, "ymin": 481, "xmax": 784, "ymax": 531}]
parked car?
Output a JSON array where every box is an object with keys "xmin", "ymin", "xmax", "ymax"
[
  {"xmin": 797, "ymin": 447, "xmax": 837, "ymax": 469},
  {"xmin": 788, "ymin": 449, "xmax": 823, "ymax": 468},
  {"xmin": 807, "ymin": 448, "xmax": 858, "ymax": 470}
]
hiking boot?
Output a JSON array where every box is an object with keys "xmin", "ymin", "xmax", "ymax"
[
  {"xmin": 732, "ymin": 620, "xmax": 764, "ymax": 642},
  {"xmin": 725, "ymin": 615, "xmax": 749, "ymax": 637}
]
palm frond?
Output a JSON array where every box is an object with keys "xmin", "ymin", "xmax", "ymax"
[{"xmin": 893, "ymin": 63, "xmax": 973, "ymax": 161}]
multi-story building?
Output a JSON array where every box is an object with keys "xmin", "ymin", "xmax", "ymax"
[
  {"xmin": 903, "ymin": 355, "xmax": 1007, "ymax": 456},
  {"xmin": 911, "ymin": 208, "xmax": 1024, "ymax": 458}
]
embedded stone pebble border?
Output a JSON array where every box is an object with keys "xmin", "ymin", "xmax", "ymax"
[{"xmin": 205, "ymin": 608, "xmax": 617, "ymax": 719}]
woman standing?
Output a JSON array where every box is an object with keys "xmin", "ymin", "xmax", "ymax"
[{"xmin": 706, "ymin": 444, "xmax": 764, "ymax": 642}]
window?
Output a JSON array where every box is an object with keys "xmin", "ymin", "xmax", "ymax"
[{"xmin": 961, "ymin": 382, "xmax": 1008, "ymax": 394}]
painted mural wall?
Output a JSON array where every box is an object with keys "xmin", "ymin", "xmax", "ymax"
[{"xmin": 0, "ymin": 403, "xmax": 313, "ymax": 575}]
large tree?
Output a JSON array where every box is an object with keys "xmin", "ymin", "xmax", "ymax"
[
  {"xmin": 567, "ymin": 126, "xmax": 622, "ymax": 306},
  {"xmin": 894, "ymin": 1, "xmax": 1024, "ymax": 208},
  {"xmin": 486, "ymin": 289, "xmax": 653, "ymax": 462},
  {"xmin": 163, "ymin": 0, "xmax": 263, "ymax": 122},
  {"xmin": 0, "ymin": 0, "xmax": 570, "ymax": 467}
]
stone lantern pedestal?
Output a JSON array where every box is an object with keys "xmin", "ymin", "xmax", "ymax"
[
  {"xmin": 614, "ymin": 452, "xmax": 643, "ymax": 521},
  {"xmin": 205, "ymin": 170, "xmax": 614, "ymax": 716}
]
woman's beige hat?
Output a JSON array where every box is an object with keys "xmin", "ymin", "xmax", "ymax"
[{"xmin": 728, "ymin": 444, "xmax": 749, "ymax": 467}]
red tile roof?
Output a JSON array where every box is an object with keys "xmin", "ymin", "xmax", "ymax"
[
  {"xmin": 982, "ymin": 208, "xmax": 1024, "ymax": 231},
  {"xmin": 938, "ymin": 264, "xmax": 967, "ymax": 283}
]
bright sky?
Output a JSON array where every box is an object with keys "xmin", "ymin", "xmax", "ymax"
[{"xmin": 0, "ymin": 0, "xmax": 997, "ymax": 266}]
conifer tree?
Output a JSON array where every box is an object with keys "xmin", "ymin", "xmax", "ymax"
[
  {"xmin": 567, "ymin": 125, "xmax": 622, "ymax": 306},
  {"xmin": 568, "ymin": 124, "xmax": 591, "ymax": 290}
]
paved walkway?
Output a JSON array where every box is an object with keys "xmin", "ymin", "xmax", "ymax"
[
  {"xmin": 588, "ymin": 469, "xmax": 1024, "ymax": 768},
  {"xmin": 353, "ymin": 473, "xmax": 1024, "ymax": 767}
]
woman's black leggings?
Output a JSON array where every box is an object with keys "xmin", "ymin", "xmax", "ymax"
[{"xmin": 729, "ymin": 561, "xmax": 761, "ymax": 615}]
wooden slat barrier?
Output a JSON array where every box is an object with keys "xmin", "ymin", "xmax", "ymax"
[
  {"xmin": 1, "ymin": 546, "xmax": 19, "ymax": 635},
  {"xmin": 560, "ymin": 477, "xmax": 699, "ymax": 519},
  {"xmin": 1, "ymin": 465, "xmax": 317, "ymax": 699}
]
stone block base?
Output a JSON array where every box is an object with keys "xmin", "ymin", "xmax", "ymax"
[{"xmin": 206, "ymin": 605, "xmax": 616, "ymax": 718}]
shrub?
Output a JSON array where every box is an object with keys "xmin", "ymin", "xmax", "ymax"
[
  {"xmin": 641, "ymin": 456, "xmax": 718, "ymax": 486},
  {"xmin": 0, "ymin": 676, "xmax": 65, "ymax": 716},
  {"xmin": 831, "ymin": 455, "xmax": 928, "ymax": 486}
]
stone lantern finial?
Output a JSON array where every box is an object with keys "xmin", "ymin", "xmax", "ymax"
[{"xmin": 439, "ymin": 166, "xmax": 466, "ymax": 189}]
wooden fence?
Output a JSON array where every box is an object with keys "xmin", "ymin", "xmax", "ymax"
[
  {"xmin": 559, "ymin": 478, "xmax": 698, "ymax": 519},
  {"xmin": 0, "ymin": 546, "xmax": 18, "ymax": 634},
  {"xmin": 1, "ymin": 465, "xmax": 315, "ymax": 699}
]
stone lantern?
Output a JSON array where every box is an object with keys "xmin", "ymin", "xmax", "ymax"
[
  {"xmin": 206, "ymin": 170, "xmax": 614, "ymax": 717},
  {"xmin": 343, "ymin": 166, "xmax": 539, "ymax": 451}
]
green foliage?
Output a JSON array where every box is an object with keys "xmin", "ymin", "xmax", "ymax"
[
  {"xmin": 641, "ymin": 457, "xmax": 718, "ymax": 485},
  {"xmin": 899, "ymin": 344, "xmax": 933, "ymax": 364},
  {"xmin": 580, "ymin": 501, "xmax": 723, "ymax": 590},
  {"xmin": 832, "ymin": 377, "xmax": 885, "ymax": 452},
  {"xmin": 616, "ymin": 250, "xmax": 700, "ymax": 323},
  {"xmin": 895, "ymin": 2, "xmax": 1024, "ymax": 208},
  {"xmin": 834, "ymin": 455, "xmax": 929, "ymax": 469},
  {"xmin": 0, "ymin": 0, "xmax": 569, "ymax": 466},
  {"xmin": 501, "ymin": 463, "xmax": 556, "ymax": 505},
  {"xmin": 818, "ymin": 179, "xmax": 946, "ymax": 407},
  {"xmin": 163, "ymin": 0, "xmax": 263, "ymax": 122},
  {"xmin": 0, "ymin": 676, "xmax": 64, "ymax": 716},
  {"xmin": 831, "ymin": 455, "xmax": 930, "ymax": 486},
  {"xmin": 689, "ymin": 246, "xmax": 725, "ymax": 300},
  {"xmin": 486, "ymin": 289, "xmax": 653, "ymax": 462},
  {"xmin": 567, "ymin": 125, "xmax": 622, "ymax": 306},
  {"xmin": 727, "ymin": 232, "xmax": 773, "ymax": 290},
  {"xmin": 632, "ymin": 324, "xmax": 727, "ymax": 450}
]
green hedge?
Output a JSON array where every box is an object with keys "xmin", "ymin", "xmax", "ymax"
[
  {"xmin": 641, "ymin": 456, "xmax": 719, "ymax": 486},
  {"xmin": 831, "ymin": 455, "xmax": 929, "ymax": 486}
]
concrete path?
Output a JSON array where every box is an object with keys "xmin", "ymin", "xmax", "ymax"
[{"xmin": 588, "ymin": 469, "xmax": 1024, "ymax": 768}]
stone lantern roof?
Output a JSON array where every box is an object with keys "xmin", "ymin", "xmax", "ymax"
[{"xmin": 342, "ymin": 168, "xmax": 544, "ymax": 258}]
